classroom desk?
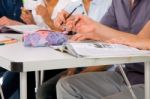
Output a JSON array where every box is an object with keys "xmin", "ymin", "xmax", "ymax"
[{"xmin": 0, "ymin": 34, "xmax": 149, "ymax": 99}]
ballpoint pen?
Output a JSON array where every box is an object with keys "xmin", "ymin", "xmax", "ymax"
[{"xmin": 60, "ymin": 4, "xmax": 82, "ymax": 26}]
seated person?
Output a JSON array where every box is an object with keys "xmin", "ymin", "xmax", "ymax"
[
  {"xmin": 36, "ymin": 0, "xmax": 112, "ymax": 99},
  {"xmin": 53, "ymin": 0, "xmax": 150, "ymax": 99},
  {"xmin": 101, "ymin": 21, "xmax": 150, "ymax": 99}
]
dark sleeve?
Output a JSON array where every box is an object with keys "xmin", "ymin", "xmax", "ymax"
[
  {"xmin": 0, "ymin": 0, "xmax": 23, "ymax": 22},
  {"xmin": 0, "ymin": 0, "xmax": 4, "ymax": 17},
  {"xmin": 100, "ymin": 0, "xmax": 117, "ymax": 28},
  {"xmin": 12, "ymin": 0, "xmax": 23, "ymax": 22}
]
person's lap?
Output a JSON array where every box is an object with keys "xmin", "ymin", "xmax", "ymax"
[
  {"xmin": 36, "ymin": 71, "xmax": 67, "ymax": 99},
  {"xmin": 56, "ymin": 71, "xmax": 128, "ymax": 99},
  {"xmin": 102, "ymin": 84, "xmax": 144, "ymax": 99}
]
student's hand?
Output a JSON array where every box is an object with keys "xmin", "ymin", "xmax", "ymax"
[
  {"xmin": 70, "ymin": 33, "xmax": 100, "ymax": 41},
  {"xmin": 36, "ymin": 5, "xmax": 49, "ymax": 19},
  {"xmin": 20, "ymin": 8, "xmax": 35, "ymax": 24},
  {"xmin": 0, "ymin": 16, "xmax": 23, "ymax": 25},
  {"xmin": 54, "ymin": 10, "xmax": 70, "ymax": 30},
  {"xmin": 68, "ymin": 15, "xmax": 101, "ymax": 41}
]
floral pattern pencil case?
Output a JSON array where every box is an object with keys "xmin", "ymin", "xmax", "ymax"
[{"xmin": 23, "ymin": 30, "xmax": 68, "ymax": 47}]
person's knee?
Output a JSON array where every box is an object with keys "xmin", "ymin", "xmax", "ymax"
[{"xmin": 56, "ymin": 76, "xmax": 74, "ymax": 93}]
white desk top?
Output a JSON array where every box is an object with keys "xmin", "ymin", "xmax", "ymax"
[{"xmin": 0, "ymin": 34, "xmax": 149, "ymax": 72}]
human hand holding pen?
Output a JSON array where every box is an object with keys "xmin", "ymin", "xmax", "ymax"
[
  {"xmin": 70, "ymin": 15, "xmax": 102, "ymax": 41},
  {"xmin": 54, "ymin": 10, "xmax": 71, "ymax": 30},
  {"xmin": 20, "ymin": 7, "xmax": 35, "ymax": 24}
]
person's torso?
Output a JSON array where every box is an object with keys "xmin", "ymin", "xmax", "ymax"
[
  {"xmin": 0, "ymin": 0, "xmax": 23, "ymax": 21},
  {"xmin": 113, "ymin": 0, "xmax": 150, "ymax": 34},
  {"xmin": 111, "ymin": 0, "xmax": 150, "ymax": 84}
]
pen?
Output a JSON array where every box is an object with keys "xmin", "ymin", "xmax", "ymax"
[{"xmin": 60, "ymin": 4, "xmax": 82, "ymax": 25}]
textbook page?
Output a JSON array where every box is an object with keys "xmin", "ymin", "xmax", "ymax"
[{"xmin": 65, "ymin": 42, "xmax": 150, "ymax": 57}]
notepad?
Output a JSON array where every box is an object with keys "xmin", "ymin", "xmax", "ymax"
[{"xmin": 1, "ymin": 25, "xmax": 43, "ymax": 33}]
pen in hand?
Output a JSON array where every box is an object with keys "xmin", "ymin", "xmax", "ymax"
[
  {"xmin": 71, "ymin": 12, "xmax": 84, "ymax": 35},
  {"xmin": 60, "ymin": 4, "xmax": 82, "ymax": 26}
]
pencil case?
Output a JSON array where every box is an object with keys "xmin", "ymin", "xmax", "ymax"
[{"xmin": 23, "ymin": 30, "xmax": 68, "ymax": 47}]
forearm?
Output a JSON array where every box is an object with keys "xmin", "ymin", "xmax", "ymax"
[
  {"xmin": 43, "ymin": 16, "xmax": 60, "ymax": 30},
  {"xmin": 94, "ymin": 23, "xmax": 133, "ymax": 41},
  {"xmin": 138, "ymin": 21, "xmax": 150, "ymax": 38},
  {"xmin": 11, "ymin": 20, "xmax": 24, "ymax": 25}
]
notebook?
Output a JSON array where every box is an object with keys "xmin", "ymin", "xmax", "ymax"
[
  {"xmin": 55, "ymin": 42, "xmax": 150, "ymax": 58},
  {"xmin": 0, "ymin": 25, "xmax": 45, "ymax": 34}
]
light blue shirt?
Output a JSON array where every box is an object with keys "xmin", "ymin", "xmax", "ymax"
[{"xmin": 64, "ymin": 0, "xmax": 112, "ymax": 22}]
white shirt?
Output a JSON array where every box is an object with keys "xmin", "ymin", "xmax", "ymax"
[
  {"xmin": 51, "ymin": 0, "xmax": 72, "ymax": 20},
  {"xmin": 64, "ymin": 0, "xmax": 112, "ymax": 22},
  {"xmin": 24, "ymin": 0, "xmax": 71, "ymax": 29}
]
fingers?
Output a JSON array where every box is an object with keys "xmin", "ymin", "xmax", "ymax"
[
  {"xmin": 54, "ymin": 10, "xmax": 69, "ymax": 29},
  {"xmin": 20, "ymin": 9, "xmax": 34, "ymax": 24},
  {"xmin": 70, "ymin": 33, "xmax": 86, "ymax": 41},
  {"xmin": 0, "ymin": 16, "xmax": 12, "ymax": 25}
]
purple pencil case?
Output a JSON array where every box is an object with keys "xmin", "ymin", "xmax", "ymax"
[{"xmin": 23, "ymin": 30, "xmax": 68, "ymax": 47}]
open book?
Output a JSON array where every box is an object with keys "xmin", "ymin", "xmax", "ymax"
[
  {"xmin": 53, "ymin": 42, "xmax": 150, "ymax": 57},
  {"xmin": 0, "ymin": 25, "xmax": 46, "ymax": 34}
]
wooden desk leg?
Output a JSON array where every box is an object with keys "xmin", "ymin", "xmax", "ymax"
[
  {"xmin": 20, "ymin": 72, "xmax": 27, "ymax": 99},
  {"xmin": 145, "ymin": 62, "xmax": 150, "ymax": 99}
]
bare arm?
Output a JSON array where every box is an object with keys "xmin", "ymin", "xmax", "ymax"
[
  {"xmin": 138, "ymin": 21, "xmax": 150, "ymax": 38},
  {"xmin": 71, "ymin": 15, "xmax": 133, "ymax": 41}
]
